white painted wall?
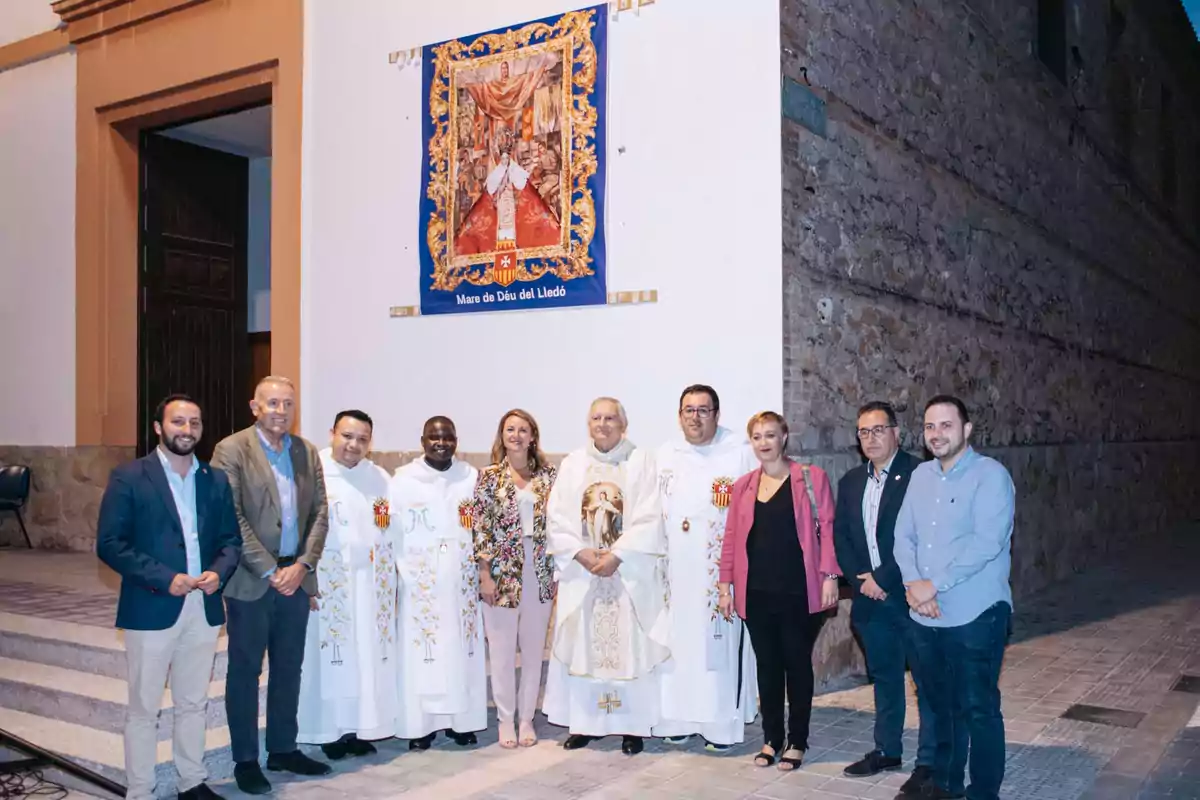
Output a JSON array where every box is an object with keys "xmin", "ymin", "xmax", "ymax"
[
  {"xmin": 0, "ymin": 52, "xmax": 76, "ymax": 445},
  {"xmin": 301, "ymin": 0, "xmax": 782, "ymax": 453},
  {"xmin": 248, "ymin": 157, "xmax": 272, "ymax": 332},
  {"xmin": 0, "ymin": 0, "xmax": 60, "ymax": 48}
]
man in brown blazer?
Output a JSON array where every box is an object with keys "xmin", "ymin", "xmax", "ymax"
[{"xmin": 210, "ymin": 376, "xmax": 331, "ymax": 794}]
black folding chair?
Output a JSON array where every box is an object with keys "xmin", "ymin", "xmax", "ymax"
[{"xmin": 0, "ymin": 465, "xmax": 32, "ymax": 548}]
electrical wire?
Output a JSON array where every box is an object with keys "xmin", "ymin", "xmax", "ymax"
[{"xmin": 0, "ymin": 768, "xmax": 69, "ymax": 800}]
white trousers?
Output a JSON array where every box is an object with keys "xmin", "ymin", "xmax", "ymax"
[
  {"xmin": 481, "ymin": 537, "xmax": 553, "ymax": 726},
  {"xmin": 123, "ymin": 591, "xmax": 220, "ymax": 800}
]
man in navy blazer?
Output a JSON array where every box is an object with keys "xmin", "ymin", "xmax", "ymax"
[
  {"xmin": 97, "ymin": 394, "xmax": 241, "ymax": 800},
  {"xmin": 833, "ymin": 401, "xmax": 936, "ymax": 795}
]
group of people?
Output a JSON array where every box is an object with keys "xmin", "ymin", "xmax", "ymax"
[{"xmin": 96, "ymin": 376, "xmax": 1015, "ymax": 800}]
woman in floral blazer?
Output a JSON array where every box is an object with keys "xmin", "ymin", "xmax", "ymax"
[{"xmin": 472, "ymin": 408, "xmax": 557, "ymax": 748}]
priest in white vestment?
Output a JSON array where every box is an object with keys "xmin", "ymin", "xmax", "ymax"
[
  {"xmin": 543, "ymin": 398, "xmax": 669, "ymax": 755},
  {"xmin": 298, "ymin": 410, "xmax": 397, "ymax": 758},
  {"xmin": 653, "ymin": 385, "xmax": 760, "ymax": 750},
  {"xmin": 390, "ymin": 417, "xmax": 487, "ymax": 749}
]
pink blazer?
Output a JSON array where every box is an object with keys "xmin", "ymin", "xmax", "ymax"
[{"xmin": 719, "ymin": 460, "xmax": 840, "ymax": 619}]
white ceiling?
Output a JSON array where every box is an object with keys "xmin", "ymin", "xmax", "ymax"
[{"xmin": 160, "ymin": 104, "xmax": 272, "ymax": 158}]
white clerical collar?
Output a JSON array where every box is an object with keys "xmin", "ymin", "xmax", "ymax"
[
  {"xmin": 404, "ymin": 455, "xmax": 471, "ymax": 484},
  {"xmin": 588, "ymin": 437, "xmax": 635, "ymax": 464}
]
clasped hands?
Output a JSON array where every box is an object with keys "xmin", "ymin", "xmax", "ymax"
[
  {"xmin": 575, "ymin": 548, "xmax": 620, "ymax": 578},
  {"xmin": 904, "ymin": 578, "xmax": 941, "ymax": 619},
  {"xmin": 268, "ymin": 563, "xmax": 307, "ymax": 596},
  {"xmin": 168, "ymin": 571, "xmax": 221, "ymax": 597}
]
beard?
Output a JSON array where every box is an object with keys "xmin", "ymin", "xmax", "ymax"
[{"xmin": 163, "ymin": 433, "xmax": 198, "ymax": 457}]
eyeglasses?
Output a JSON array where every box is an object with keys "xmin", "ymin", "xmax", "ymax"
[
  {"xmin": 856, "ymin": 424, "xmax": 897, "ymax": 440},
  {"xmin": 681, "ymin": 407, "xmax": 713, "ymax": 419}
]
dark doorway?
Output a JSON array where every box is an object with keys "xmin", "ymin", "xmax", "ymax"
[{"xmin": 138, "ymin": 133, "xmax": 250, "ymax": 461}]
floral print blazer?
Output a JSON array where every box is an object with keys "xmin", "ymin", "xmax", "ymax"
[{"xmin": 471, "ymin": 459, "xmax": 557, "ymax": 608}]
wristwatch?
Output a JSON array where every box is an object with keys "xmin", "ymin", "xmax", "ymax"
[{"xmin": 822, "ymin": 573, "xmax": 839, "ymax": 581}]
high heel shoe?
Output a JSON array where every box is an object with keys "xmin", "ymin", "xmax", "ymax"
[
  {"xmin": 499, "ymin": 721, "xmax": 518, "ymax": 749},
  {"xmin": 518, "ymin": 721, "xmax": 537, "ymax": 747}
]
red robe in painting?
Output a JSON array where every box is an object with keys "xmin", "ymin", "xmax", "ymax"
[{"xmin": 454, "ymin": 181, "xmax": 562, "ymax": 256}]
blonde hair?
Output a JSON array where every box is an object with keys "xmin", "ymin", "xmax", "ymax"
[
  {"xmin": 746, "ymin": 410, "xmax": 789, "ymax": 438},
  {"xmin": 490, "ymin": 409, "xmax": 547, "ymax": 472}
]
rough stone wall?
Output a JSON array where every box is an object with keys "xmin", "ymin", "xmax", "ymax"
[
  {"xmin": 0, "ymin": 446, "xmax": 133, "ymax": 550},
  {"xmin": 781, "ymin": 0, "xmax": 1200, "ymax": 614}
]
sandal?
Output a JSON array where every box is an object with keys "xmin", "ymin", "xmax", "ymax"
[
  {"xmin": 498, "ymin": 721, "xmax": 518, "ymax": 749},
  {"xmin": 777, "ymin": 744, "xmax": 805, "ymax": 771},
  {"xmin": 753, "ymin": 744, "xmax": 777, "ymax": 767},
  {"xmin": 518, "ymin": 721, "xmax": 537, "ymax": 748}
]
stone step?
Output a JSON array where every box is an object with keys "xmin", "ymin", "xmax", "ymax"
[{"xmin": 0, "ymin": 611, "xmax": 232, "ymax": 679}]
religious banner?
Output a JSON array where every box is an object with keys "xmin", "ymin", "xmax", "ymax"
[{"xmin": 418, "ymin": 6, "xmax": 608, "ymax": 315}]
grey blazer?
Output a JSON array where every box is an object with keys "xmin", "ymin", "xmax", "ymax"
[{"xmin": 210, "ymin": 425, "xmax": 328, "ymax": 601}]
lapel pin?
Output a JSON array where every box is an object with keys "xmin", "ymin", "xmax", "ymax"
[{"xmin": 894, "ymin": 474, "xmax": 902, "ymax": 481}]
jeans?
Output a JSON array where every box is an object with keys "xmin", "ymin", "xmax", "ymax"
[
  {"xmin": 225, "ymin": 587, "xmax": 311, "ymax": 763},
  {"xmin": 909, "ymin": 601, "xmax": 1010, "ymax": 800},
  {"xmin": 854, "ymin": 599, "xmax": 937, "ymax": 765},
  {"xmin": 744, "ymin": 591, "xmax": 820, "ymax": 751}
]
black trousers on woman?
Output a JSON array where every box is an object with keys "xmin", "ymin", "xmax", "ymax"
[{"xmin": 744, "ymin": 590, "xmax": 822, "ymax": 752}]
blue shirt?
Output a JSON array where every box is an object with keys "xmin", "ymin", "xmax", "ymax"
[
  {"xmin": 257, "ymin": 427, "xmax": 299, "ymax": 560},
  {"xmin": 156, "ymin": 447, "xmax": 201, "ymax": 578},
  {"xmin": 893, "ymin": 446, "xmax": 1014, "ymax": 628}
]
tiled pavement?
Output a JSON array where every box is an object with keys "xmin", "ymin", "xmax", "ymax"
[{"xmin": 0, "ymin": 528, "xmax": 1198, "ymax": 800}]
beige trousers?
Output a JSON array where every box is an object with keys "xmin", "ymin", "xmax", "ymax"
[
  {"xmin": 124, "ymin": 591, "xmax": 220, "ymax": 800},
  {"xmin": 481, "ymin": 536, "xmax": 553, "ymax": 727}
]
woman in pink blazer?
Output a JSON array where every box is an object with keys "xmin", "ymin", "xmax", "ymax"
[{"xmin": 718, "ymin": 411, "xmax": 840, "ymax": 771}]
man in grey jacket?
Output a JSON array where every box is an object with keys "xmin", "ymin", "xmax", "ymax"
[{"xmin": 211, "ymin": 376, "xmax": 330, "ymax": 794}]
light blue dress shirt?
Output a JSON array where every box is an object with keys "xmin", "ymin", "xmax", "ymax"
[
  {"xmin": 893, "ymin": 446, "xmax": 1015, "ymax": 628},
  {"xmin": 156, "ymin": 447, "xmax": 201, "ymax": 578},
  {"xmin": 257, "ymin": 427, "xmax": 299, "ymax": 559}
]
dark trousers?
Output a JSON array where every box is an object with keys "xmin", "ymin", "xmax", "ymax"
[
  {"xmin": 908, "ymin": 602, "xmax": 1010, "ymax": 800},
  {"xmin": 225, "ymin": 587, "xmax": 310, "ymax": 763},
  {"xmin": 744, "ymin": 591, "xmax": 820, "ymax": 751},
  {"xmin": 854, "ymin": 599, "xmax": 937, "ymax": 764}
]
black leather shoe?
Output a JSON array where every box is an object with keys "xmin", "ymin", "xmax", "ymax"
[
  {"xmin": 409, "ymin": 733, "xmax": 435, "ymax": 751},
  {"xmin": 448, "ymin": 730, "xmax": 477, "ymax": 746},
  {"xmin": 345, "ymin": 735, "xmax": 377, "ymax": 757},
  {"xmin": 266, "ymin": 750, "xmax": 333, "ymax": 776},
  {"xmin": 233, "ymin": 763, "xmax": 271, "ymax": 796},
  {"xmin": 898, "ymin": 785, "xmax": 962, "ymax": 800},
  {"xmin": 320, "ymin": 739, "xmax": 352, "ymax": 761},
  {"xmin": 897, "ymin": 765, "xmax": 935, "ymax": 795},
  {"xmin": 179, "ymin": 783, "xmax": 223, "ymax": 800},
  {"xmin": 844, "ymin": 749, "xmax": 903, "ymax": 777},
  {"xmin": 563, "ymin": 734, "xmax": 597, "ymax": 750},
  {"xmin": 621, "ymin": 735, "xmax": 644, "ymax": 755}
]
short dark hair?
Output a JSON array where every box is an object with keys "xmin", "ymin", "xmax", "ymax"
[
  {"xmin": 679, "ymin": 384, "xmax": 720, "ymax": 413},
  {"xmin": 856, "ymin": 400, "xmax": 898, "ymax": 427},
  {"xmin": 333, "ymin": 409, "xmax": 373, "ymax": 431},
  {"xmin": 154, "ymin": 394, "xmax": 200, "ymax": 425},
  {"xmin": 924, "ymin": 394, "xmax": 970, "ymax": 424},
  {"xmin": 423, "ymin": 415, "xmax": 457, "ymax": 434}
]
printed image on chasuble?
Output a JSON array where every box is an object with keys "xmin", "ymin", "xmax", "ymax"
[{"xmin": 417, "ymin": 6, "xmax": 609, "ymax": 315}]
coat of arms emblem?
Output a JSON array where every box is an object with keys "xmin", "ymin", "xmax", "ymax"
[
  {"xmin": 373, "ymin": 498, "xmax": 391, "ymax": 530},
  {"xmin": 458, "ymin": 499, "xmax": 475, "ymax": 530},
  {"xmin": 711, "ymin": 477, "xmax": 734, "ymax": 508}
]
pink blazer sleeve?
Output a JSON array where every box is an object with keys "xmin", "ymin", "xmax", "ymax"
[
  {"xmin": 814, "ymin": 467, "xmax": 840, "ymax": 577},
  {"xmin": 719, "ymin": 489, "xmax": 740, "ymax": 584}
]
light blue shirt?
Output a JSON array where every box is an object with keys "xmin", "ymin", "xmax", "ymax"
[
  {"xmin": 156, "ymin": 447, "xmax": 201, "ymax": 578},
  {"xmin": 893, "ymin": 446, "xmax": 1014, "ymax": 628},
  {"xmin": 861, "ymin": 451, "xmax": 897, "ymax": 570},
  {"xmin": 257, "ymin": 427, "xmax": 299, "ymax": 560}
]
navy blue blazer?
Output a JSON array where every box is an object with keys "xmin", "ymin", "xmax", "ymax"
[
  {"xmin": 832, "ymin": 449, "xmax": 922, "ymax": 620},
  {"xmin": 97, "ymin": 453, "xmax": 242, "ymax": 631}
]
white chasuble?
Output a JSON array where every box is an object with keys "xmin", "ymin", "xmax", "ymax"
[
  {"xmin": 542, "ymin": 440, "xmax": 670, "ymax": 736},
  {"xmin": 298, "ymin": 450, "xmax": 397, "ymax": 744},
  {"xmin": 390, "ymin": 458, "xmax": 486, "ymax": 738},
  {"xmin": 652, "ymin": 428, "xmax": 759, "ymax": 744}
]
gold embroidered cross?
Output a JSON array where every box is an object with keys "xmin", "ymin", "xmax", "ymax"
[{"xmin": 597, "ymin": 692, "xmax": 622, "ymax": 714}]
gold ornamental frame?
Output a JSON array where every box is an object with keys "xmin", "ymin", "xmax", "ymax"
[{"xmin": 423, "ymin": 9, "xmax": 602, "ymax": 293}]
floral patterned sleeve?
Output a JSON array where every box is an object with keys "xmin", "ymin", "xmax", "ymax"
[{"xmin": 471, "ymin": 469, "xmax": 495, "ymax": 564}]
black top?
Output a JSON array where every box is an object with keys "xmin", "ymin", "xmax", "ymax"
[{"xmin": 746, "ymin": 476, "xmax": 809, "ymax": 597}]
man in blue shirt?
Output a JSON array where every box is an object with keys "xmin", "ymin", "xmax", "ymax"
[{"xmin": 894, "ymin": 395, "xmax": 1014, "ymax": 800}]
